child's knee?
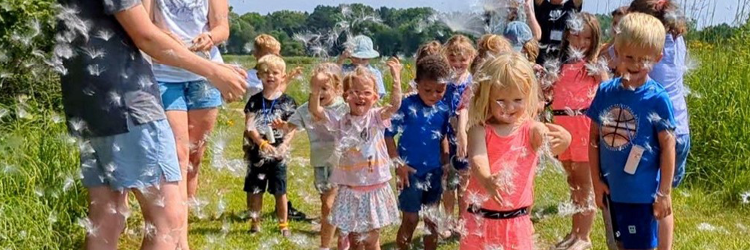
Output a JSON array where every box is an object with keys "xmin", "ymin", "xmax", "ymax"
[{"xmin": 401, "ymin": 212, "xmax": 420, "ymax": 226}]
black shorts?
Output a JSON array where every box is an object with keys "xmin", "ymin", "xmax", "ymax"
[{"xmin": 243, "ymin": 159, "xmax": 287, "ymax": 195}]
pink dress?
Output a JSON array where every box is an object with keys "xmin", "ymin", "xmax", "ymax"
[
  {"xmin": 460, "ymin": 121, "xmax": 539, "ymax": 250},
  {"xmin": 323, "ymin": 108, "xmax": 400, "ymax": 233},
  {"xmin": 551, "ymin": 61, "xmax": 598, "ymax": 162}
]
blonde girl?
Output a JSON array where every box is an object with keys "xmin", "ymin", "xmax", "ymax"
[
  {"xmin": 309, "ymin": 59, "xmax": 403, "ymax": 250},
  {"xmin": 460, "ymin": 52, "xmax": 570, "ymax": 250}
]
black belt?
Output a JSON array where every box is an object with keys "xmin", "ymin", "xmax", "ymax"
[
  {"xmin": 552, "ymin": 108, "xmax": 588, "ymax": 116},
  {"xmin": 467, "ymin": 205, "xmax": 529, "ymax": 219}
]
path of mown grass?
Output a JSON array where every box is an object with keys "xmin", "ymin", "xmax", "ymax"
[{"xmin": 114, "ymin": 102, "xmax": 750, "ymax": 250}]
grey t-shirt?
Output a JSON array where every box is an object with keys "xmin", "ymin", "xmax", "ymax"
[
  {"xmin": 288, "ymin": 98, "xmax": 348, "ymax": 167},
  {"xmin": 58, "ymin": 0, "xmax": 165, "ymax": 138}
]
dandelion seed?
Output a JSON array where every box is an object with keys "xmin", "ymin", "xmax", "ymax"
[
  {"xmin": 87, "ymin": 64, "xmax": 104, "ymax": 76},
  {"xmin": 566, "ymin": 12, "xmax": 584, "ymax": 34},
  {"xmin": 77, "ymin": 217, "xmax": 98, "ymax": 236},
  {"xmin": 567, "ymin": 47, "xmax": 585, "ymax": 62},
  {"xmin": 697, "ymin": 222, "xmax": 718, "ymax": 232},
  {"xmin": 95, "ymin": 29, "xmax": 114, "ymax": 41},
  {"xmin": 80, "ymin": 46, "xmax": 106, "ymax": 59},
  {"xmin": 108, "ymin": 91, "xmax": 121, "ymax": 105},
  {"xmin": 48, "ymin": 213, "xmax": 58, "ymax": 223},
  {"xmin": 144, "ymin": 222, "xmax": 157, "ymax": 238},
  {"xmin": 741, "ymin": 191, "xmax": 750, "ymax": 204},
  {"xmin": 62, "ymin": 177, "xmax": 75, "ymax": 192}
]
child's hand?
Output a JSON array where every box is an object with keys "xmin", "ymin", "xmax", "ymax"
[
  {"xmin": 481, "ymin": 175, "xmax": 506, "ymax": 206},
  {"xmin": 271, "ymin": 118, "xmax": 287, "ymax": 130},
  {"xmin": 386, "ymin": 57, "xmax": 403, "ymax": 81},
  {"xmin": 339, "ymin": 49, "xmax": 352, "ymax": 62},
  {"xmin": 592, "ymin": 179, "xmax": 610, "ymax": 209},
  {"xmin": 653, "ymin": 193, "xmax": 672, "ymax": 219},
  {"xmin": 260, "ymin": 142, "xmax": 277, "ymax": 156},
  {"xmin": 545, "ymin": 123, "xmax": 572, "ymax": 154},
  {"xmin": 395, "ymin": 165, "xmax": 417, "ymax": 191}
]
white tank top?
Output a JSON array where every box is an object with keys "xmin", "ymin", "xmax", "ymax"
[{"xmin": 151, "ymin": 0, "xmax": 224, "ymax": 82}]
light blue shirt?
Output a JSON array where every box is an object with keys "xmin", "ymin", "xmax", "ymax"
[{"xmin": 650, "ymin": 35, "xmax": 689, "ymax": 135}]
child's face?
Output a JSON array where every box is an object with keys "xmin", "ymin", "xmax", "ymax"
[
  {"xmin": 258, "ymin": 66, "xmax": 285, "ymax": 92},
  {"xmin": 345, "ymin": 77, "xmax": 378, "ymax": 116},
  {"xmin": 568, "ymin": 25, "xmax": 593, "ymax": 55},
  {"xmin": 616, "ymin": 45, "xmax": 662, "ymax": 86},
  {"xmin": 311, "ymin": 72, "xmax": 338, "ymax": 107},
  {"xmin": 350, "ymin": 57, "xmax": 370, "ymax": 65},
  {"xmin": 416, "ymin": 79, "xmax": 448, "ymax": 106},
  {"xmin": 447, "ymin": 52, "xmax": 473, "ymax": 75},
  {"xmin": 489, "ymin": 85, "xmax": 527, "ymax": 125}
]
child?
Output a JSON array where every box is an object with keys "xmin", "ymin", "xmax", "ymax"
[
  {"xmin": 406, "ymin": 41, "xmax": 444, "ymax": 95},
  {"xmin": 504, "ymin": 20, "xmax": 540, "ymax": 65},
  {"xmin": 337, "ymin": 35, "xmax": 387, "ymax": 98},
  {"xmin": 628, "ymin": 1, "xmax": 689, "ymax": 249},
  {"xmin": 599, "ymin": 6, "xmax": 629, "ymax": 70},
  {"xmin": 441, "ymin": 35, "xmax": 476, "ymax": 224},
  {"xmin": 386, "ymin": 55, "xmax": 452, "ymax": 250},
  {"xmin": 460, "ymin": 53, "xmax": 571, "ymax": 250},
  {"xmin": 243, "ymin": 55, "xmax": 298, "ymax": 237},
  {"xmin": 550, "ymin": 12, "xmax": 608, "ymax": 250},
  {"xmin": 310, "ymin": 59, "xmax": 403, "ymax": 250},
  {"xmin": 247, "ymin": 34, "xmax": 303, "ymax": 100},
  {"xmin": 282, "ymin": 63, "xmax": 348, "ymax": 250},
  {"xmin": 470, "ymin": 34, "xmax": 512, "ymax": 74},
  {"xmin": 586, "ymin": 13, "xmax": 676, "ymax": 250}
]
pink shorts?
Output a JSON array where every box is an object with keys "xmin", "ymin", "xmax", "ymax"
[
  {"xmin": 459, "ymin": 211, "xmax": 534, "ymax": 250},
  {"xmin": 554, "ymin": 115, "xmax": 591, "ymax": 162}
]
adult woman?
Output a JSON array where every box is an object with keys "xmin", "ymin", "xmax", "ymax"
[
  {"xmin": 145, "ymin": 0, "xmax": 230, "ymax": 248},
  {"xmin": 534, "ymin": 0, "xmax": 583, "ymax": 64}
]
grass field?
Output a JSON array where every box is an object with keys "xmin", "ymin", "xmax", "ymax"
[{"xmin": 2, "ymin": 40, "xmax": 750, "ymax": 249}]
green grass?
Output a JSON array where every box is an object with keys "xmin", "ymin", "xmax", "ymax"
[{"xmin": 3, "ymin": 38, "xmax": 750, "ymax": 249}]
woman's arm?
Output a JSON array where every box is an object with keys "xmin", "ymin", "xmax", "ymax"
[
  {"xmin": 526, "ymin": 0, "xmax": 543, "ymax": 41},
  {"xmin": 207, "ymin": 0, "xmax": 230, "ymax": 44}
]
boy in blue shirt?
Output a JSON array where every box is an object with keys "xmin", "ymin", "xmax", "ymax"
[
  {"xmin": 386, "ymin": 55, "xmax": 452, "ymax": 250},
  {"xmin": 586, "ymin": 13, "xmax": 677, "ymax": 250}
]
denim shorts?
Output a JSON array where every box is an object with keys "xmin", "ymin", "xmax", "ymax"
[
  {"xmin": 673, "ymin": 134, "xmax": 691, "ymax": 187},
  {"xmin": 81, "ymin": 119, "xmax": 181, "ymax": 190},
  {"xmin": 398, "ymin": 167, "xmax": 444, "ymax": 213},
  {"xmin": 159, "ymin": 80, "xmax": 222, "ymax": 111}
]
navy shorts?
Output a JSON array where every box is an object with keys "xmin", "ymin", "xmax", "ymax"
[
  {"xmin": 672, "ymin": 134, "xmax": 691, "ymax": 187},
  {"xmin": 399, "ymin": 167, "xmax": 443, "ymax": 213},
  {"xmin": 607, "ymin": 198, "xmax": 658, "ymax": 249},
  {"xmin": 243, "ymin": 159, "xmax": 287, "ymax": 195}
]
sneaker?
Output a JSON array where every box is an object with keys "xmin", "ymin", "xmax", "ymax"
[
  {"xmin": 287, "ymin": 201, "xmax": 308, "ymax": 221},
  {"xmin": 566, "ymin": 239, "xmax": 592, "ymax": 250},
  {"xmin": 551, "ymin": 233, "xmax": 575, "ymax": 250}
]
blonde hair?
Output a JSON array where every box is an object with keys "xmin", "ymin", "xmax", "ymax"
[
  {"xmin": 472, "ymin": 34, "xmax": 512, "ymax": 73},
  {"xmin": 416, "ymin": 41, "xmax": 443, "ymax": 61},
  {"xmin": 312, "ymin": 63, "xmax": 343, "ymax": 91},
  {"xmin": 522, "ymin": 39, "xmax": 539, "ymax": 63},
  {"xmin": 253, "ymin": 34, "xmax": 281, "ymax": 58},
  {"xmin": 256, "ymin": 54, "xmax": 286, "ymax": 74},
  {"xmin": 614, "ymin": 13, "xmax": 666, "ymax": 57},
  {"xmin": 469, "ymin": 52, "xmax": 540, "ymax": 127},
  {"xmin": 443, "ymin": 35, "xmax": 477, "ymax": 58},
  {"xmin": 342, "ymin": 66, "xmax": 378, "ymax": 95}
]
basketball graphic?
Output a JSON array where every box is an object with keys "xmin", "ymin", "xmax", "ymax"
[{"xmin": 600, "ymin": 106, "xmax": 637, "ymax": 150}]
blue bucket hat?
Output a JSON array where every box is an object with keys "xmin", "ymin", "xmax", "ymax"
[
  {"xmin": 503, "ymin": 21, "xmax": 534, "ymax": 52},
  {"xmin": 350, "ymin": 35, "xmax": 380, "ymax": 59}
]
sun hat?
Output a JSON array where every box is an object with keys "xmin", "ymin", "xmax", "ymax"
[
  {"xmin": 349, "ymin": 35, "xmax": 380, "ymax": 59},
  {"xmin": 503, "ymin": 21, "xmax": 534, "ymax": 52}
]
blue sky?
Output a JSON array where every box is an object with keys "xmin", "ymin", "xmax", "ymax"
[{"xmin": 229, "ymin": 0, "xmax": 741, "ymax": 28}]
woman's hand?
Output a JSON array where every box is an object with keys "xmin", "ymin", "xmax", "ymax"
[{"xmin": 190, "ymin": 32, "xmax": 214, "ymax": 52}]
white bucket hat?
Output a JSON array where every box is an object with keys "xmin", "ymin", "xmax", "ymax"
[{"xmin": 350, "ymin": 35, "xmax": 380, "ymax": 59}]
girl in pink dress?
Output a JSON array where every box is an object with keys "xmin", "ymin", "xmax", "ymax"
[
  {"xmin": 461, "ymin": 53, "xmax": 571, "ymax": 250},
  {"xmin": 309, "ymin": 59, "xmax": 403, "ymax": 250},
  {"xmin": 550, "ymin": 12, "xmax": 609, "ymax": 250}
]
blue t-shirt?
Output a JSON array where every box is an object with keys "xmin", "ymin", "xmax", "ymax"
[
  {"xmin": 586, "ymin": 78, "xmax": 676, "ymax": 204},
  {"xmin": 443, "ymin": 75, "xmax": 473, "ymax": 147},
  {"xmin": 385, "ymin": 95, "xmax": 451, "ymax": 176},
  {"xmin": 342, "ymin": 64, "xmax": 387, "ymax": 98}
]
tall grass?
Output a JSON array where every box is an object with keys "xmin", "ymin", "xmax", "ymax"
[
  {"xmin": 683, "ymin": 25, "xmax": 750, "ymax": 204},
  {"xmin": 0, "ymin": 103, "xmax": 86, "ymax": 249}
]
